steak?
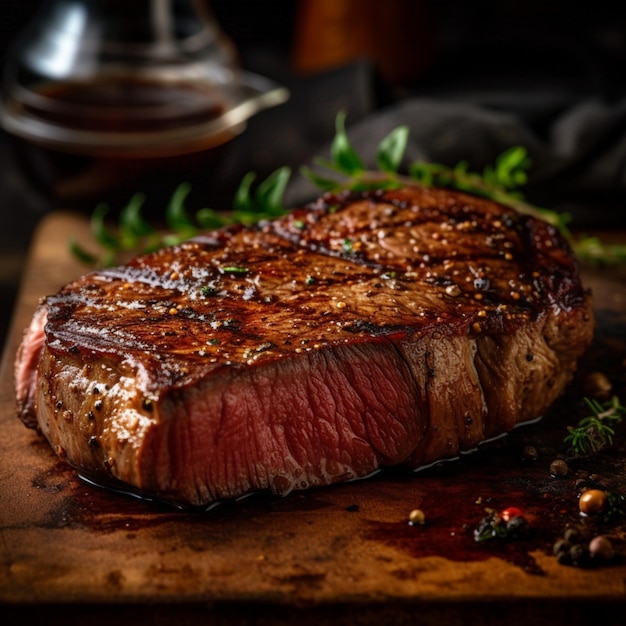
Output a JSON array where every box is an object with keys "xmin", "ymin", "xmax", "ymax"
[{"xmin": 15, "ymin": 186, "xmax": 594, "ymax": 508}]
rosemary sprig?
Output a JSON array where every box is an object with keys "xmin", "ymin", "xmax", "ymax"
[
  {"xmin": 70, "ymin": 111, "xmax": 626, "ymax": 267},
  {"xmin": 564, "ymin": 395, "xmax": 625, "ymax": 457},
  {"xmin": 70, "ymin": 168, "xmax": 291, "ymax": 266},
  {"xmin": 70, "ymin": 196, "xmax": 157, "ymax": 268}
]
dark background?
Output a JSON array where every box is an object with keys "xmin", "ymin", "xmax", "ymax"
[
  {"xmin": 1, "ymin": 0, "xmax": 626, "ymax": 346},
  {"xmin": 3, "ymin": 1, "xmax": 625, "ymax": 96}
]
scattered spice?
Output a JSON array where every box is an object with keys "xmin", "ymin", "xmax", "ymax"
[
  {"xmin": 550, "ymin": 458, "xmax": 569, "ymax": 477},
  {"xmin": 408, "ymin": 509, "xmax": 426, "ymax": 526},
  {"xmin": 588, "ymin": 535, "xmax": 615, "ymax": 561},
  {"xmin": 579, "ymin": 489, "xmax": 607, "ymax": 516},
  {"xmin": 445, "ymin": 284, "xmax": 461, "ymax": 297},
  {"xmin": 473, "ymin": 508, "xmax": 531, "ymax": 542},
  {"xmin": 553, "ymin": 528, "xmax": 616, "ymax": 568},
  {"xmin": 522, "ymin": 445, "xmax": 539, "ymax": 462}
]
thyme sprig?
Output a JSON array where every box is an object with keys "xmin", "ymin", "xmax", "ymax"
[
  {"xmin": 564, "ymin": 395, "xmax": 626, "ymax": 457},
  {"xmin": 70, "ymin": 111, "xmax": 625, "ymax": 267}
]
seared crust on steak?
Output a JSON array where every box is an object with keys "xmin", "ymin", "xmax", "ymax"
[{"xmin": 15, "ymin": 187, "xmax": 594, "ymax": 507}]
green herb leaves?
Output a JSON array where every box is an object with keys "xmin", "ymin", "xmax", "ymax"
[
  {"xmin": 408, "ymin": 146, "xmax": 564, "ymax": 229},
  {"xmin": 410, "ymin": 146, "xmax": 531, "ymax": 196},
  {"xmin": 300, "ymin": 112, "xmax": 564, "ymax": 231},
  {"xmin": 564, "ymin": 395, "xmax": 625, "ymax": 457},
  {"xmin": 301, "ymin": 111, "xmax": 409, "ymax": 192},
  {"xmin": 70, "ymin": 195, "xmax": 158, "ymax": 267},
  {"xmin": 70, "ymin": 167, "xmax": 291, "ymax": 267},
  {"xmin": 70, "ymin": 110, "xmax": 626, "ymax": 268},
  {"xmin": 330, "ymin": 110, "xmax": 364, "ymax": 174},
  {"xmin": 233, "ymin": 166, "xmax": 291, "ymax": 223},
  {"xmin": 376, "ymin": 125, "xmax": 409, "ymax": 174}
]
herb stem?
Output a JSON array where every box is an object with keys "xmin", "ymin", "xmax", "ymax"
[{"xmin": 69, "ymin": 111, "xmax": 625, "ymax": 268}]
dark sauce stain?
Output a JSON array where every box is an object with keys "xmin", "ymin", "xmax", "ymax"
[
  {"xmin": 368, "ymin": 518, "xmax": 545, "ymax": 576},
  {"xmin": 72, "ymin": 469, "xmax": 335, "ymax": 517},
  {"xmin": 270, "ymin": 572, "xmax": 327, "ymax": 593},
  {"xmin": 31, "ymin": 461, "xmax": 71, "ymax": 495},
  {"xmin": 38, "ymin": 392, "xmax": 626, "ymax": 553},
  {"xmin": 361, "ymin": 400, "xmax": 626, "ymax": 575},
  {"xmin": 105, "ymin": 569, "xmax": 126, "ymax": 591},
  {"xmin": 360, "ymin": 462, "xmax": 554, "ymax": 576}
]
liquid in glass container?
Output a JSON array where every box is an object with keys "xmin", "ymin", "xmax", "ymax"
[{"xmin": 0, "ymin": 0, "xmax": 288, "ymax": 206}]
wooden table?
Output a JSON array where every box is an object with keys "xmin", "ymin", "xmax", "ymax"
[{"xmin": 1, "ymin": 212, "xmax": 625, "ymax": 625}]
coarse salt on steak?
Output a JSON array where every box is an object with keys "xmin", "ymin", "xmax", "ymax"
[{"xmin": 15, "ymin": 186, "xmax": 594, "ymax": 507}]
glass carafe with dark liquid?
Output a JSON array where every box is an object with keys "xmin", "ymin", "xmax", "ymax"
[{"xmin": 0, "ymin": 0, "xmax": 288, "ymax": 207}]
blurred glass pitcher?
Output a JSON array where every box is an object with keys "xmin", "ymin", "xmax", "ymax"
[{"xmin": 0, "ymin": 0, "xmax": 288, "ymax": 203}]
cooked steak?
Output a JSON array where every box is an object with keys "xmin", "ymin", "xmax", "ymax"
[{"xmin": 15, "ymin": 186, "xmax": 594, "ymax": 508}]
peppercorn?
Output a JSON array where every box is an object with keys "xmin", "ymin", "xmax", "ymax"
[
  {"xmin": 550, "ymin": 458, "xmax": 569, "ymax": 477},
  {"xmin": 579, "ymin": 489, "xmax": 607, "ymax": 516},
  {"xmin": 564, "ymin": 527, "xmax": 583, "ymax": 544},
  {"xmin": 500, "ymin": 506, "xmax": 523, "ymax": 522},
  {"xmin": 589, "ymin": 535, "xmax": 614, "ymax": 561},
  {"xmin": 555, "ymin": 548, "xmax": 571, "ymax": 565},
  {"xmin": 553, "ymin": 527, "xmax": 592, "ymax": 567},
  {"xmin": 506, "ymin": 515, "xmax": 531, "ymax": 539},
  {"xmin": 553, "ymin": 538, "xmax": 570, "ymax": 557},
  {"xmin": 569, "ymin": 543, "xmax": 591, "ymax": 567},
  {"xmin": 522, "ymin": 445, "xmax": 538, "ymax": 461},
  {"xmin": 408, "ymin": 509, "xmax": 426, "ymax": 526}
]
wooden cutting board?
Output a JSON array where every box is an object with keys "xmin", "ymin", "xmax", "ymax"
[{"xmin": 1, "ymin": 212, "xmax": 626, "ymax": 625}]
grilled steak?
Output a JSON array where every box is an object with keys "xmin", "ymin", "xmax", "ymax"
[{"xmin": 15, "ymin": 186, "xmax": 594, "ymax": 508}]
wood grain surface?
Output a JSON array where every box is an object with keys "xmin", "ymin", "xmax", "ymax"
[{"xmin": 1, "ymin": 212, "xmax": 625, "ymax": 625}]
